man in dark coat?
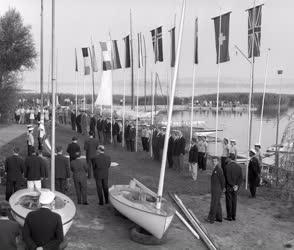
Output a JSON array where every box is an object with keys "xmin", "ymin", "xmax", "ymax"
[
  {"xmin": 84, "ymin": 131, "xmax": 99, "ymax": 179},
  {"xmin": 76, "ymin": 112, "xmax": 82, "ymax": 134},
  {"xmin": 112, "ymin": 119, "xmax": 120, "ymax": 145},
  {"xmin": 167, "ymin": 132, "xmax": 175, "ymax": 168},
  {"xmin": 206, "ymin": 157, "xmax": 225, "ymax": 223},
  {"xmin": 55, "ymin": 146, "xmax": 70, "ymax": 194},
  {"xmin": 188, "ymin": 137, "xmax": 198, "ymax": 180},
  {"xmin": 96, "ymin": 117, "xmax": 104, "ymax": 144},
  {"xmin": 70, "ymin": 110, "xmax": 76, "ymax": 131},
  {"xmin": 105, "ymin": 118, "xmax": 111, "ymax": 144},
  {"xmin": 92, "ymin": 145, "xmax": 111, "ymax": 205},
  {"xmin": 23, "ymin": 190, "xmax": 64, "ymax": 250},
  {"xmin": 66, "ymin": 136, "xmax": 81, "ymax": 162},
  {"xmin": 174, "ymin": 131, "xmax": 186, "ymax": 172},
  {"xmin": 152, "ymin": 128, "xmax": 159, "ymax": 160},
  {"xmin": 5, "ymin": 147, "xmax": 24, "ymax": 201},
  {"xmin": 125, "ymin": 121, "xmax": 131, "ymax": 151},
  {"xmin": 224, "ymin": 158, "xmax": 243, "ymax": 221},
  {"xmin": 129, "ymin": 124, "xmax": 136, "ymax": 152},
  {"xmin": 248, "ymin": 149, "xmax": 261, "ymax": 198},
  {"xmin": 89, "ymin": 114, "xmax": 96, "ymax": 138}
]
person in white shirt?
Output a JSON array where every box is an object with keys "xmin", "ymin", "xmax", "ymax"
[
  {"xmin": 19, "ymin": 107, "xmax": 25, "ymax": 124},
  {"xmin": 27, "ymin": 127, "xmax": 35, "ymax": 156},
  {"xmin": 29, "ymin": 108, "xmax": 35, "ymax": 124}
]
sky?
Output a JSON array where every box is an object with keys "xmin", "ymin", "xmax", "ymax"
[{"xmin": 0, "ymin": 0, "xmax": 294, "ymax": 96}]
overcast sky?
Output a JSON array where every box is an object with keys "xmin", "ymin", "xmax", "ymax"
[{"xmin": 0, "ymin": 0, "xmax": 293, "ymax": 95}]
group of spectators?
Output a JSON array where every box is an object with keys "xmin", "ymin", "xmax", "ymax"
[{"xmin": 14, "ymin": 106, "xmax": 50, "ymax": 124}]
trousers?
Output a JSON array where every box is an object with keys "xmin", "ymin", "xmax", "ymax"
[
  {"xmin": 95, "ymin": 178, "xmax": 109, "ymax": 205},
  {"xmin": 73, "ymin": 177, "xmax": 87, "ymax": 204},
  {"xmin": 225, "ymin": 189, "xmax": 237, "ymax": 219},
  {"xmin": 6, "ymin": 180, "xmax": 22, "ymax": 201}
]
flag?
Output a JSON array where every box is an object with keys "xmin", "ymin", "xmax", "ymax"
[
  {"xmin": 111, "ymin": 40, "xmax": 122, "ymax": 70},
  {"xmin": 100, "ymin": 41, "xmax": 112, "ymax": 71},
  {"xmin": 169, "ymin": 27, "xmax": 176, "ymax": 67},
  {"xmin": 247, "ymin": 5, "xmax": 263, "ymax": 58},
  {"xmin": 137, "ymin": 33, "xmax": 144, "ymax": 68},
  {"xmin": 75, "ymin": 48, "xmax": 78, "ymax": 72},
  {"xmin": 277, "ymin": 70, "xmax": 283, "ymax": 75},
  {"xmin": 194, "ymin": 18, "xmax": 199, "ymax": 64},
  {"xmin": 212, "ymin": 12, "xmax": 231, "ymax": 64},
  {"xmin": 90, "ymin": 45, "xmax": 98, "ymax": 72},
  {"xmin": 81, "ymin": 47, "xmax": 91, "ymax": 75},
  {"xmin": 123, "ymin": 35, "xmax": 131, "ymax": 68},
  {"xmin": 151, "ymin": 26, "xmax": 163, "ymax": 63}
]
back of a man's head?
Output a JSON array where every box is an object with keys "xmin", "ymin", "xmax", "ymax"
[{"xmin": 0, "ymin": 201, "xmax": 11, "ymax": 217}]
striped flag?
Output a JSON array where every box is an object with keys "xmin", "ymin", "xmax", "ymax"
[
  {"xmin": 82, "ymin": 47, "xmax": 91, "ymax": 75},
  {"xmin": 194, "ymin": 18, "xmax": 199, "ymax": 64},
  {"xmin": 75, "ymin": 48, "xmax": 78, "ymax": 72},
  {"xmin": 169, "ymin": 27, "xmax": 176, "ymax": 67},
  {"xmin": 100, "ymin": 42, "xmax": 112, "ymax": 71},
  {"xmin": 111, "ymin": 40, "xmax": 122, "ymax": 70},
  {"xmin": 247, "ymin": 5, "xmax": 263, "ymax": 58},
  {"xmin": 90, "ymin": 45, "xmax": 98, "ymax": 72},
  {"xmin": 123, "ymin": 35, "xmax": 131, "ymax": 68},
  {"xmin": 151, "ymin": 26, "xmax": 163, "ymax": 63},
  {"xmin": 137, "ymin": 33, "xmax": 144, "ymax": 68}
]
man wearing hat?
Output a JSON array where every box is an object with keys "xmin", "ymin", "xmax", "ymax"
[
  {"xmin": 248, "ymin": 149, "xmax": 261, "ymax": 198},
  {"xmin": 92, "ymin": 145, "xmax": 111, "ymax": 205},
  {"xmin": 27, "ymin": 126, "xmax": 35, "ymax": 156},
  {"xmin": 84, "ymin": 131, "xmax": 99, "ymax": 179},
  {"xmin": 0, "ymin": 201, "xmax": 22, "ymax": 250},
  {"xmin": 23, "ymin": 190, "xmax": 64, "ymax": 250},
  {"xmin": 66, "ymin": 136, "xmax": 81, "ymax": 162},
  {"xmin": 55, "ymin": 146, "xmax": 70, "ymax": 194}
]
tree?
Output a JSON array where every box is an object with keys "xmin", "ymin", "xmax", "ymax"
[{"xmin": 0, "ymin": 8, "xmax": 37, "ymax": 121}]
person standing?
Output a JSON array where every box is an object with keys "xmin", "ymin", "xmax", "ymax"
[
  {"xmin": 96, "ymin": 116, "xmax": 103, "ymax": 144},
  {"xmin": 81, "ymin": 111, "xmax": 89, "ymax": 136},
  {"xmin": 37, "ymin": 151, "xmax": 49, "ymax": 189},
  {"xmin": 37, "ymin": 123, "xmax": 46, "ymax": 151},
  {"xmin": 167, "ymin": 131, "xmax": 175, "ymax": 168},
  {"xmin": 55, "ymin": 146, "xmax": 70, "ymax": 194},
  {"xmin": 112, "ymin": 119, "xmax": 120, "ymax": 146},
  {"xmin": 70, "ymin": 109, "xmax": 76, "ymax": 131},
  {"xmin": 229, "ymin": 139, "xmax": 238, "ymax": 160},
  {"xmin": 172, "ymin": 132, "xmax": 179, "ymax": 170},
  {"xmin": 19, "ymin": 106, "xmax": 25, "ymax": 124},
  {"xmin": 175, "ymin": 131, "xmax": 186, "ymax": 172},
  {"xmin": 84, "ymin": 131, "xmax": 99, "ymax": 179},
  {"xmin": 5, "ymin": 147, "xmax": 24, "ymax": 201},
  {"xmin": 29, "ymin": 108, "xmax": 35, "ymax": 124},
  {"xmin": 129, "ymin": 124, "xmax": 136, "ymax": 152},
  {"xmin": 221, "ymin": 138, "xmax": 230, "ymax": 173},
  {"xmin": 76, "ymin": 111, "xmax": 82, "ymax": 134},
  {"xmin": 23, "ymin": 190, "xmax": 64, "ymax": 250},
  {"xmin": 248, "ymin": 149, "xmax": 261, "ymax": 198},
  {"xmin": 89, "ymin": 114, "xmax": 97, "ymax": 138},
  {"xmin": 188, "ymin": 137, "xmax": 198, "ymax": 181},
  {"xmin": 70, "ymin": 153, "xmax": 88, "ymax": 205},
  {"xmin": 92, "ymin": 145, "xmax": 111, "ymax": 205},
  {"xmin": 141, "ymin": 125, "xmax": 148, "ymax": 151},
  {"xmin": 124, "ymin": 120, "xmax": 131, "ymax": 151},
  {"xmin": 206, "ymin": 156, "xmax": 225, "ymax": 223},
  {"xmin": 105, "ymin": 118, "xmax": 111, "ymax": 144},
  {"xmin": 27, "ymin": 127, "xmax": 35, "ymax": 156},
  {"xmin": 224, "ymin": 158, "xmax": 243, "ymax": 221},
  {"xmin": 66, "ymin": 136, "xmax": 81, "ymax": 162}
]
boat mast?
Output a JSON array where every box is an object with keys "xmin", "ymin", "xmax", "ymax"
[
  {"xmin": 40, "ymin": 0, "xmax": 44, "ymax": 112},
  {"xmin": 156, "ymin": 0, "xmax": 186, "ymax": 209},
  {"xmin": 143, "ymin": 35, "xmax": 147, "ymax": 112},
  {"xmin": 130, "ymin": 10, "xmax": 134, "ymax": 110},
  {"xmin": 51, "ymin": 0, "xmax": 56, "ymax": 192},
  {"xmin": 276, "ymin": 70, "xmax": 283, "ymax": 171}
]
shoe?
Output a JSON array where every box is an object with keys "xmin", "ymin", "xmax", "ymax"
[
  {"xmin": 224, "ymin": 217, "xmax": 232, "ymax": 221},
  {"xmin": 99, "ymin": 202, "xmax": 104, "ymax": 206},
  {"xmin": 232, "ymin": 217, "xmax": 236, "ymax": 221},
  {"xmin": 216, "ymin": 219, "xmax": 223, "ymax": 222},
  {"xmin": 83, "ymin": 202, "xmax": 89, "ymax": 205},
  {"xmin": 204, "ymin": 218, "xmax": 214, "ymax": 224}
]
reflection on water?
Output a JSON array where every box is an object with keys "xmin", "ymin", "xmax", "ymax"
[{"xmin": 157, "ymin": 108, "xmax": 292, "ymax": 155}]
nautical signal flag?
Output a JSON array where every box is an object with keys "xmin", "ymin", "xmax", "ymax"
[
  {"xmin": 194, "ymin": 18, "xmax": 199, "ymax": 64},
  {"xmin": 212, "ymin": 12, "xmax": 231, "ymax": 64},
  {"xmin": 247, "ymin": 5, "xmax": 263, "ymax": 58},
  {"xmin": 111, "ymin": 40, "xmax": 122, "ymax": 70},
  {"xmin": 75, "ymin": 48, "xmax": 78, "ymax": 72},
  {"xmin": 151, "ymin": 26, "xmax": 163, "ymax": 63},
  {"xmin": 169, "ymin": 27, "xmax": 176, "ymax": 67},
  {"xmin": 82, "ymin": 47, "xmax": 91, "ymax": 75},
  {"xmin": 137, "ymin": 33, "xmax": 144, "ymax": 68},
  {"xmin": 123, "ymin": 35, "xmax": 131, "ymax": 68},
  {"xmin": 90, "ymin": 45, "xmax": 98, "ymax": 72},
  {"xmin": 100, "ymin": 41, "xmax": 112, "ymax": 71}
]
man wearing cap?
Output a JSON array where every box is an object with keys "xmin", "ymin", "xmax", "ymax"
[
  {"xmin": 93, "ymin": 145, "xmax": 111, "ymax": 205},
  {"xmin": 23, "ymin": 190, "xmax": 64, "ymax": 250},
  {"xmin": 55, "ymin": 146, "xmax": 70, "ymax": 194},
  {"xmin": 24, "ymin": 147, "xmax": 46, "ymax": 191},
  {"xmin": 84, "ymin": 131, "xmax": 99, "ymax": 179},
  {"xmin": 27, "ymin": 127, "xmax": 35, "ymax": 156},
  {"xmin": 66, "ymin": 136, "xmax": 81, "ymax": 162},
  {"xmin": 5, "ymin": 147, "xmax": 25, "ymax": 201},
  {"xmin": 248, "ymin": 149, "xmax": 261, "ymax": 198},
  {"xmin": 0, "ymin": 201, "xmax": 22, "ymax": 250}
]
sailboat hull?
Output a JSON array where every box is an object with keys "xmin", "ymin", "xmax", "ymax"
[{"xmin": 109, "ymin": 185, "xmax": 175, "ymax": 239}]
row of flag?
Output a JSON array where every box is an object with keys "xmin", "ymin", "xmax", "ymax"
[{"xmin": 77, "ymin": 4, "xmax": 263, "ymax": 75}]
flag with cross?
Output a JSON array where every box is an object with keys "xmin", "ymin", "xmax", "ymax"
[
  {"xmin": 247, "ymin": 5, "xmax": 263, "ymax": 58},
  {"xmin": 150, "ymin": 26, "xmax": 163, "ymax": 63},
  {"xmin": 212, "ymin": 12, "xmax": 231, "ymax": 64}
]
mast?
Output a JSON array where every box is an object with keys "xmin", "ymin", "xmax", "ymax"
[
  {"xmin": 157, "ymin": 0, "xmax": 186, "ymax": 209},
  {"xmin": 143, "ymin": 35, "xmax": 147, "ymax": 112},
  {"xmin": 40, "ymin": 0, "xmax": 44, "ymax": 112},
  {"xmin": 276, "ymin": 70, "xmax": 283, "ymax": 172},
  {"xmin": 51, "ymin": 0, "xmax": 56, "ymax": 192},
  {"xmin": 130, "ymin": 10, "xmax": 134, "ymax": 110}
]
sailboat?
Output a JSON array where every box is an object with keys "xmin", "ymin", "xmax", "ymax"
[
  {"xmin": 109, "ymin": 0, "xmax": 186, "ymax": 239},
  {"xmin": 9, "ymin": 0, "xmax": 76, "ymax": 235}
]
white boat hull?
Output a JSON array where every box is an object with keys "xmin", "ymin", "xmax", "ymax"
[
  {"xmin": 9, "ymin": 189, "xmax": 76, "ymax": 235},
  {"xmin": 109, "ymin": 185, "xmax": 175, "ymax": 239}
]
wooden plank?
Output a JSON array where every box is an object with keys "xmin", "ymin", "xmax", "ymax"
[{"xmin": 175, "ymin": 210, "xmax": 200, "ymax": 240}]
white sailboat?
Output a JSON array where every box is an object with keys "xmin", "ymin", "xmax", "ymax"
[{"xmin": 109, "ymin": 0, "xmax": 186, "ymax": 239}]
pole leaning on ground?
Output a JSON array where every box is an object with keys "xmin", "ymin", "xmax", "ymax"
[{"xmin": 156, "ymin": 0, "xmax": 186, "ymax": 209}]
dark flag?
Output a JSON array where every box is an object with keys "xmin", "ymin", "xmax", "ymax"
[
  {"xmin": 212, "ymin": 12, "xmax": 231, "ymax": 64},
  {"xmin": 112, "ymin": 40, "xmax": 122, "ymax": 70},
  {"xmin": 151, "ymin": 26, "xmax": 163, "ymax": 63},
  {"xmin": 123, "ymin": 35, "xmax": 131, "ymax": 68},
  {"xmin": 169, "ymin": 27, "xmax": 176, "ymax": 67},
  {"xmin": 82, "ymin": 47, "xmax": 91, "ymax": 75},
  {"xmin": 137, "ymin": 33, "xmax": 144, "ymax": 68},
  {"xmin": 194, "ymin": 18, "xmax": 199, "ymax": 64},
  {"xmin": 100, "ymin": 42, "xmax": 112, "ymax": 71},
  {"xmin": 247, "ymin": 5, "xmax": 263, "ymax": 58},
  {"xmin": 75, "ymin": 48, "xmax": 78, "ymax": 72}
]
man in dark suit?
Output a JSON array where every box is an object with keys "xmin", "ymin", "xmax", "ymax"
[
  {"xmin": 248, "ymin": 149, "xmax": 261, "ymax": 198},
  {"xmin": 23, "ymin": 190, "xmax": 64, "ymax": 250},
  {"xmin": 55, "ymin": 146, "xmax": 70, "ymax": 194},
  {"xmin": 124, "ymin": 120, "xmax": 131, "ymax": 151},
  {"xmin": 92, "ymin": 145, "xmax": 111, "ymax": 205},
  {"xmin": 174, "ymin": 131, "xmax": 186, "ymax": 172},
  {"xmin": 84, "ymin": 131, "xmax": 99, "ymax": 179},
  {"xmin": 70, "ymin": 109, "xmax": 76, "ymax": 131},
  {"xmin": 89, "ymin": 114, "xmax": 97, "ymax": 138},
  {"xmin": 224, "ymin": 158, "xmax": 243, "ymax": 221},
  {"xmin": 167, "ymin": 132, "xmax": 175, "ymax": 168},
  {"xmin": 96, "ymin": 117, "xmax": 103, "ymax": 144},
  {"xmin": 112, "ymin": 119, "xmax": 120, "ymax": 145},
  {"xmin": 206, "ymin": 157, "xmax": 225, "ymax": 223},
  {"xmin": 66, "ymin": 136, "xmax": 81, "ymax": 162},
  {"xmin": 5, "ymin": 147, "xmax": 24, "ymax": 201},
  {"xmin": 76, "ymin": 111, "xmax": 82, "ymax": 134}
]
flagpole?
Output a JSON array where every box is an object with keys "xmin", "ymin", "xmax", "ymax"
[
  {"xmin": 135, "ymin": 66, "xmax": 139, "ymax": 152},
  {"xmin": 130, "ymin": 10, "xmax": 135, "ymax": 110},
  {"xmin": 143, "ymin": 35, "xmax": 147, "ymax": 112},
  {"xmin": 90, "ymin": 41, "xmax": 95, "ymax": 114},
  {"xmin": 157, "ymin": 0, "xmax": 186, "ymax": 209},
  {"xmin": 108, "ymin": 35, "xmax": 113, "ymax": 144},
  {"xmin": 190, "ymin": 64, "xmax": 196, "ymax": 143},
  {"xmin": 258, "ymin": 48, "xmax": 270, "ymax": 144},
  {"xmin": 75, "ymin": 48, "xmax": 78, "ymax": 116},
  {"xmin": 122, "ymin": 65, "xmax": 126, "ymax": 147},
  {"xmin": 83, "ymin": 77, "xmax": 86, "ymax": 110},
  {"xmin": 150, "ymin": 72, "xmax": 154, "ymax": 158},
  {"xmin": 40, "ymin": 0, "xmax": 44, "ymax": 113}
]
